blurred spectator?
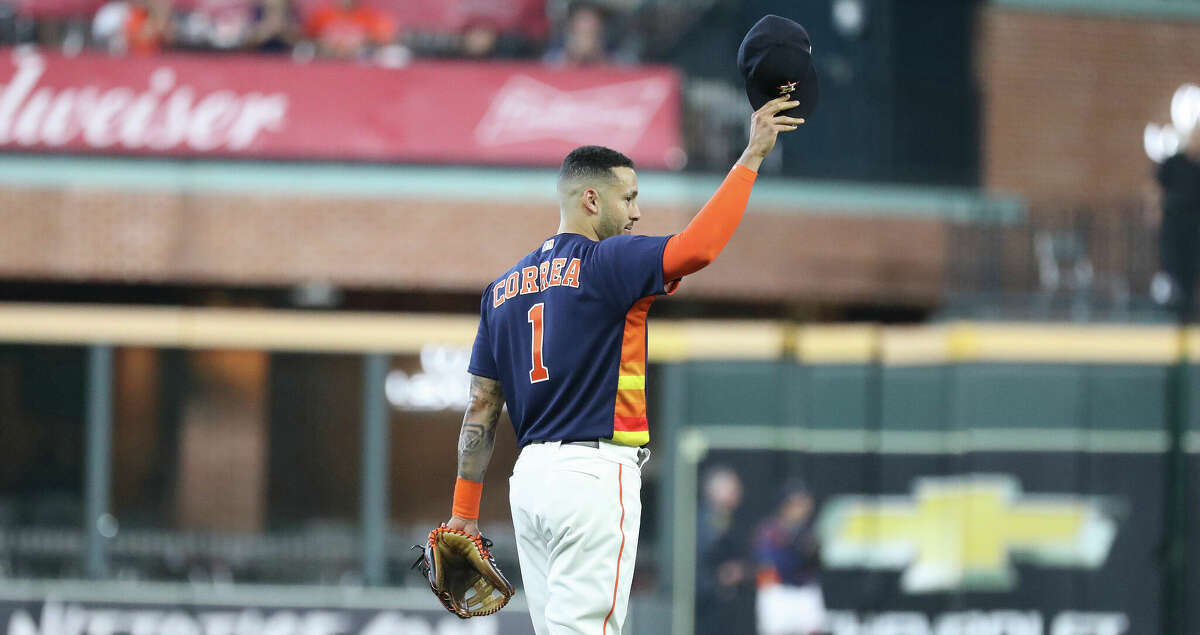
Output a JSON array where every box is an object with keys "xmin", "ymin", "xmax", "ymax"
[
  {"xmin": 1155, "ymin": 124, "xmax": 1200, "ymax": 320},
  {"xmin": 0, "ymin": 3, "xmax": 20, "ymax": 45},
  {"xmin": 92, "ymin": 1, "xmax": 128, "ymax": 51},
  {"xmin": 304, "ymin": 0, "xmax": 395, "ymax": 59},
  {"xmin": 122, "ymin": 0, "xmax": 170, "ymax": 53},
  {"xmin": 178, "ymin": 0, "xmax": 298, "ymax": 52},
  {"xmin": 245, "ymin": 0, "xmax": 299, "ymax": 53},
  {"xmin": 92, "ymin": 0, "xmax": 171, "ymax": 54},
  {"xmin": 173, "ymin": 1, "xmax": 249, "ymax": 51},
  {"xmin": 454, "ymin": 15, "xmax": 537, "ymax": 59},
  {"xmin": 457, "ymin": 16, "xmax": 500, "ymax": 58},
  {"xmin": 696, "ymin": 466, "xmax": 754, "ymax": 635},
  {"xmin": 9, "ymin": 0, "xmax": 97, "ymax": 51},
  {"xmin": 452, "ymin": 0, "xmax": 546, "ymax": 59},
  {"xmin": 754, "ymin": 482, "xmax": 826, "ymax": 635},
  {"xmin": 543, "ymin": 1, "xmax": 632, "ymax": 67},
  {"xmin": 458, "ymin": 0, "xmax": 547, "ymax": 37}
]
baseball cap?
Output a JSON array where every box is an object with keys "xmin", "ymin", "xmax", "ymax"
[{"xmin": 737, "ymin": 14, "xmax": 819, "ymax": 119}]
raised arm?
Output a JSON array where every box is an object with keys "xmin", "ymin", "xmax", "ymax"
[
  {"xmin": 446, "ymin": 374, "xmax": 506, "ymax": 536},
  {"xmin": 662, "ymin": 95, "xmax": 803, "ymax": 280}
]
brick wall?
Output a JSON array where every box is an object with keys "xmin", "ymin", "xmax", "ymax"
[
  {"xmin": 0, "ymin": 185, "xmax": 944, "ymax": 306},
  {"xmin": 979, "ymin": 7, "xmax": 1200, "ymax": 207}
]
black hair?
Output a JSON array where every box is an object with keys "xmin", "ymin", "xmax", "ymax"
[
  {"xmin": 780, "ymin": 478, "xmax": 811, "ymax": 500},
  {"xmin": 566, "ymin": 1, "xmax": 608, "ymax": 21},
  {"xmin": 558, "ymin": 145, "xmax": 634, "ymax": 185}
]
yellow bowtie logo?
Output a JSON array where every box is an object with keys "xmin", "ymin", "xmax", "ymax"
[{"xmin": 818, "ymin": 475, "xmax": 1117, "ymax": 593}]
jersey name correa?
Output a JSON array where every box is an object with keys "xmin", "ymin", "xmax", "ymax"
[{"xmin": 468, "ymin": 233, "xmax": 676, "ymax": 448}]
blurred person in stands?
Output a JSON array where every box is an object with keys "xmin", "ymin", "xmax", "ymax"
[
  {"xmin": 171, "ymin": 0, "xmax": 296, "ymax": 53},
  {"xmin": 697, "ymin": 466, "xmax": 754, "ymax": 635},
  {"xmin": 543, "ymin": 1, "xmax": 631, "ymax": 66},
  {"xmin": 452, "ymin": 0, "xmax": 546, "ymax": 59},
  {"xmin": 0, "ymin": 3, "xmax": 22, "ymax": 46},
  {"xmin": 1156, "ymin": 123, "xmax": 1200, "ymax": 320},
  {"xmin": 457, "ymin": 16, "xmax": 501, "ymax": 58},
  {"xmin": 304, "ymin": 0, "xmax": 394, "ymax": 59},
  {"xmin": 245, "ymin": 0, "xmax": 298, "ymax": 52},
  {"xmin": 755, "ymin": 482, "xmax": 826, "ymax": 635},
  {"xmin": 92, "ymin": 0, "xmax": 171, "ymax": 54},
  {"xmin": 455, "ymin": 15, "xmax": 538, "ymax": 59},
  {"xmin": 122, "ymin": 0, "xmax": 170, "ymax": 53}
]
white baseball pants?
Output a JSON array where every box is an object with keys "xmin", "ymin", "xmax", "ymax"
[{"xmin": 509, "ymin": 440, "xmax": 647, "ymax": 635}]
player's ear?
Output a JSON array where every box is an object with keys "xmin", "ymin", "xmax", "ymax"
[{"xmin": 582, "ymin": 188, "xmax": 600, "ymax": 215}]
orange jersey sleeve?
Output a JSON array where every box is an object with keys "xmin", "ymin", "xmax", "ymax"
[{"xmin": 661, "ymin": 164, "xmax": 757, "ymax": 281}]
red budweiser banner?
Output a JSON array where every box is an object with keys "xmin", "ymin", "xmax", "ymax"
[{"xmin": 0, "ymin": 47, "xmax": 684, "ymax": 168}]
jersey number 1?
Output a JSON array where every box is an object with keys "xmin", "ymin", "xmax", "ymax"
[{"xmin": 527, "ymin": 303, "xmax": 550, "ymax": 383}]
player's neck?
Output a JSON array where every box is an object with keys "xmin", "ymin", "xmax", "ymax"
[{"xmin": 556, "ymin": 217, "xmax": 600, "ymax": 241}]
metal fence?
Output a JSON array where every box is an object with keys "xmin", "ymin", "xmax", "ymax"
[{"xmin": 943, "ymin": 203, "xmax": 1167, "ymax": 322}]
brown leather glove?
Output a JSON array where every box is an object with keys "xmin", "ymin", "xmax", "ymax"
[{"xmin": 411, "ymin": 525, "xmax": 515, "ymax": 619}]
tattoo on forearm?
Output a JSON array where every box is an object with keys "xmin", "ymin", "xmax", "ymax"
[
  {"xmin": 457, "ymin": 376, "xmax": 504, "ymax": 482},
  {"xmin": 459, "ymin": 423, "xmax": 487, "ymax": 453}
]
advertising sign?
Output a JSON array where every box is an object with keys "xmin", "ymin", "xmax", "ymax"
[
  {"xmin": 697, "ymin": 449, "xmax": 1169, "ymax": 635},
  {"xmin": 0, "ymin": 596, "xmax": 531, "ymax": 635},
  {"xmin": 0, "ymin": 48, "xmax": 683, "ymax": 168}
]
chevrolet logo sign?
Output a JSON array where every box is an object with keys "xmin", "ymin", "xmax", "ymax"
[{"xmin": 817, "ymin": 475, "xmax": 1117, "ymax": 593}]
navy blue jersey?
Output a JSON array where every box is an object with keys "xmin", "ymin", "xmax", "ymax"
[{"xmin": 468, "ymin": 233, "xmax": 676, "ymax": 447}]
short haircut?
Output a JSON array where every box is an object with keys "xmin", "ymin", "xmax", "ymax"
[
  {"xmin": 567, "ymin": 1, "xmax": 607, "ymax": 21},
  {"xmin": 558, "ymin": 145, "xmax": 634, "ymax": 187}
]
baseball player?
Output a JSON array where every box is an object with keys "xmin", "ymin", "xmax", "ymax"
[{"xmin": 445, "ymin": 95, "xmax": 802, "ymax": 634}]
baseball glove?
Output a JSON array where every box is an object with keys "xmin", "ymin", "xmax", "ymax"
[{"xmin": 411, "ymin": 525, "xmax": 515, "ymax": 619}]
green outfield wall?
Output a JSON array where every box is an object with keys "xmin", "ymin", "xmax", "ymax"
[
  {"xmin": 660, "ymin": 326, "xmax": 1198, "ymax": 635},
  {"xmin": 0, "ymin": 306, "xmax": 1195, "ymax": 634}
]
